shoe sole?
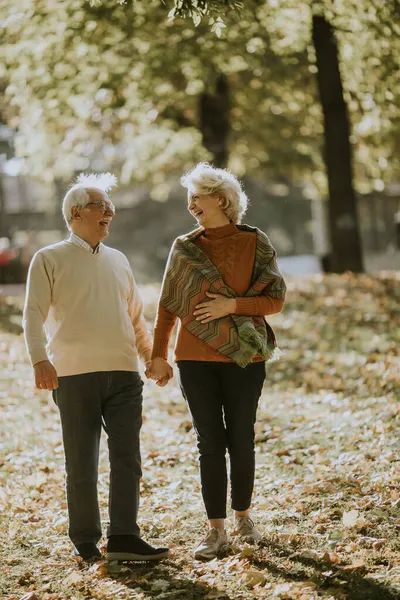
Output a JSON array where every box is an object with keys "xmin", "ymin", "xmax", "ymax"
[
  {"xmin": 72, "ymin": 552, "xmax": 102, "ymax": 562},
  {"xmin": 106, "ymin": 550, "xmax": 169, "ymax": 562},
  {"xmin": 194, "ymin": 552, "xmax": 216, "ymax": 560},
  {"xmin": 194, "ymin": 543, "xmax": 229, "ymax": 560}
]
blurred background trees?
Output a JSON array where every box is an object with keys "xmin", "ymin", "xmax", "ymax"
[{"xmin": 1, "ymin": 0, "xmax": 399, "ymax": 276}]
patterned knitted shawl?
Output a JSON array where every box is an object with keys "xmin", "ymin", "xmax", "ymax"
[{"xmin": 159, "ymin": 224, "xmax": 286, "ymax": 367}]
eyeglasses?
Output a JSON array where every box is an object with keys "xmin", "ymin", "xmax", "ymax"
[{"xmin": 84, "ymin": 201, "xmax": 115, "ymax": 215}]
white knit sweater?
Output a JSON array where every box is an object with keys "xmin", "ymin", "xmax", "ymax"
[{"xmin": 23, "ymin": 234, "xmax": 152, "ymax": 376}]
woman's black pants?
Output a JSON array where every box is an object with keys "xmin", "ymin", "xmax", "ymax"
[{"xmin": 177, "ymin": 360, "xmax": 266, "ymax": 519}]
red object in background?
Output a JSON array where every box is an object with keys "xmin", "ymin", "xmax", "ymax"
[{"xmin": 0, "ymin": 248, "xmax": 18, "ymax": 266}]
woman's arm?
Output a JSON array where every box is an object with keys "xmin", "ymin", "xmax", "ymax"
[
  {"xmin": 235, "ymin": 295, "xmax": 284, "ymax": 316},
  {"xmin": 194, "ymin": 292, "xmax": 283, "ymax": 322},
  {"xmin": 147, "ymin": 305, "xmax": 177, "ymax": 385},
  {"xmin": 235, "ymin": 247, "xmax": 286, "ymax": 316},
  {"xmin": 151, "ymin": 304, "xmax": 178, "ymax": 360}
]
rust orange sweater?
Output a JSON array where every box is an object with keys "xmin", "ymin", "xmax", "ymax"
[{"xmin": 152, "ymin": 223, "xmax": 284, "ymax": 363}]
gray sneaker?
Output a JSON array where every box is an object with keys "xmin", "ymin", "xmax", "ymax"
[
  {"xmin": 193, "ymin": 528, "xmax": 228, "ymax": 560},
  {"xmin": 233, "ymin": 517, "xmax": 262, "ymax": 543}
]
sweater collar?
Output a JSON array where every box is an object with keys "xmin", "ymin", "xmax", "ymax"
[
  {"xmin": 69, "ymin": 232, "xmax": 100, "ymax": 254},
  {"xmin": 202, "ymin": 222, "xmax": 238, "ymax": 239}
]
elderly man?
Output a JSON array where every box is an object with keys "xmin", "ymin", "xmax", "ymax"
[{"xmin": 23, "ymin": 173, "xmax": 169, "ymax": 562}]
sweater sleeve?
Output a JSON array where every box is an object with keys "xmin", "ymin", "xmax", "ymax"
[
  {"xmin": 127, "ymin": 271, "xmax": 153, "ymax": 364},
  {"xmin": 22, "ymin": 252, "xmax": 52, "ymax": 366},
  {"xmin": 151, "ymin": 304, "xmax": 178, "ymax": 360},
  {"xmin": 235, "ymin": 295, "xmax": 284, "ymax": 316},
  {"xmin": 235, "ymin": 250, "xmax": 286, "ymax": 317}
]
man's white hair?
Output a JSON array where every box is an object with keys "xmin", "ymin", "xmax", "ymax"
[
  {"xmin": 62, "ymin": 172, "xmax": 117, "ymax": 229},
  {"xmin": 180, "ymin": 162, "xmax": 248, "ymax": 224}
]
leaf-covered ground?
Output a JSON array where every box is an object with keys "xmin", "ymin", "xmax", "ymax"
[{"xmin": 0, "ymin": 273, "xmax": 399, "ymax": 600}]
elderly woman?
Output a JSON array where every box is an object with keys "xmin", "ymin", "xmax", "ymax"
[{"xmin": 148, "ymin": 163, "xmax": 286, "ymax": 560}]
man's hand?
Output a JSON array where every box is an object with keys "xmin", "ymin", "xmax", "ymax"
[
  {"xmin": 33, "ymin": 360, "xmax": 58, "ymax": 391},
  {"xmin": 194, "ymin": 292, "xmax": 236, "ymax": 324},
  {"xmin": 146, "ymin": 357, "xmax": 173, "ymax": 387}
]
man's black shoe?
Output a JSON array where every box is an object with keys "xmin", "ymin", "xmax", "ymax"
[
  {"xmin": 73, "ymin": 542, "xmax": 102, "ymax": 562},
  {"xmin": 106, "ymin": 535, "xmax": 169, "ymax": 561}
]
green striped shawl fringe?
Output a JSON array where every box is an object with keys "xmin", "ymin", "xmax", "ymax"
[{"xmin": 159, "ymin": 224, "xmax": 286, "ymax": 367}]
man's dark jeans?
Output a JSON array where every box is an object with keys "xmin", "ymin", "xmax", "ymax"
[
  {"xmin": 177, "ymin": 361, "xmax": 266, "ymax": 519},
  {"xmin": 53, "ymin": 371, "xmax": 143, "ymax": 545}
]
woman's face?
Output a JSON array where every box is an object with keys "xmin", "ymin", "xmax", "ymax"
[{"xmin": 187, "ymin": 191, "xmax": 228, "ymax": 227}]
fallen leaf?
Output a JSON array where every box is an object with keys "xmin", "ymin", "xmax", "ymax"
[
  {"xmin": 373, "ymin": 539, "xmax": 386, "ymax": 550},
  {"xmin": 63, "ymin": 572, "xmax": 82, "ymax": 586},
  {"xmin": 240, "ymin": 570, "xmax": 266, "ymax": 588},
  {"xmin": 239, "ymin": 545, "xmax": 256, "ymax": 558},
  {"xmin": 299, "ymin": 549, "xmax": 320, "ymax": 560},
  {"xmin": 276, "ymin": 448, "xmax": 291, "ymax": 456},
  {"xmin": 151, "ymin": 579, "xmax": 170, "ymax": 592},
  {"xmin": 341, "ymin": 559, "xmax": 366, "ymax": 572},
  {"xmin": 204, "ymin": 590, "xmax": 228, "ymax": 599},
  {"xmin": 342, "ymin": 509, "xmax": 359, "ymax": 526},
  {"xmin": 321, "ymin": 551, "xmax": 340, "ymax": 564}
]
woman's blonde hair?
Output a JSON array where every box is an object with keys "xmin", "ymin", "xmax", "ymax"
[{"xmin": 180, "ymin": 162, "xmax": 248, "ymax": 224}]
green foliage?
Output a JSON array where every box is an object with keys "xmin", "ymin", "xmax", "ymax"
[
  {"xmin": 1, "ymin": 0, "xmax": 399, "ymax": 195},
  {"xmin": 1, "ymin": 0, "xmax": 320, "ymax": 190},
  {"xmin": 169, "ymin": 0, "xmax": 243, "ymax": 31}
]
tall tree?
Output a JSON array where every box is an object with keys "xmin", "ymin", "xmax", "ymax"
[
  {"xmin": 199, "ymin": 73, "xmax": 230, "ymax": 167},
  {"xmin": 312, "ymin": 13, "xmax": 363, "ymax": 271}
]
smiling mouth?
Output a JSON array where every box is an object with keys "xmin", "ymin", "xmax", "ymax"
[
  {"xmin": 193, "ymin": 210, "xmax": 204, "ymax": 218},
  {"xmin": 99, "ymin": 219, "xmax": 111, "ymax": 227}
]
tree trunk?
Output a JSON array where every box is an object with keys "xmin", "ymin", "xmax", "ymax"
[
  {"xmin": 312, "ymin": 14, "xmax": 364, "ymax": 272},
  {"xmin": 199, "ymin": 73, "xmax": 230, "ymax": 168},
  {"xmin": 0, "ymin": 174, "xmax": 6, "ymax": 237}
]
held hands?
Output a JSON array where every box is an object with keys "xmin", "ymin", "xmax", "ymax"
[
  {"xmin": 193, "ymin": 292, "xmax": 236, "ymax": 324},
  {"xmin": 145, "ymin": 357, "xmax": 173, "ymax": 387},
  {"xmin": 34, "ymin": 360, "xmax": 58, "ymax": 391}
]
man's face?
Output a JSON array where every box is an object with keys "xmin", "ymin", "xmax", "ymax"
[{"xmin": 71, "ymin": 188, "xmax": 115, "ymax": 246}]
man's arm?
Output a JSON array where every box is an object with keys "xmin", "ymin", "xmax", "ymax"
[
  {"xmin": 23, "ymin": 252, "xmax": 58, "ymax": 390},
  {"xmin": 127, "ymin": 270, "xmax": 152, "ymax": 365}
]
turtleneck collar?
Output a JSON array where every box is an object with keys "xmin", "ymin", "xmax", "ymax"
[{"xmin": 202, "ymin": 222, "xmax": 238, "ymax": 239}]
